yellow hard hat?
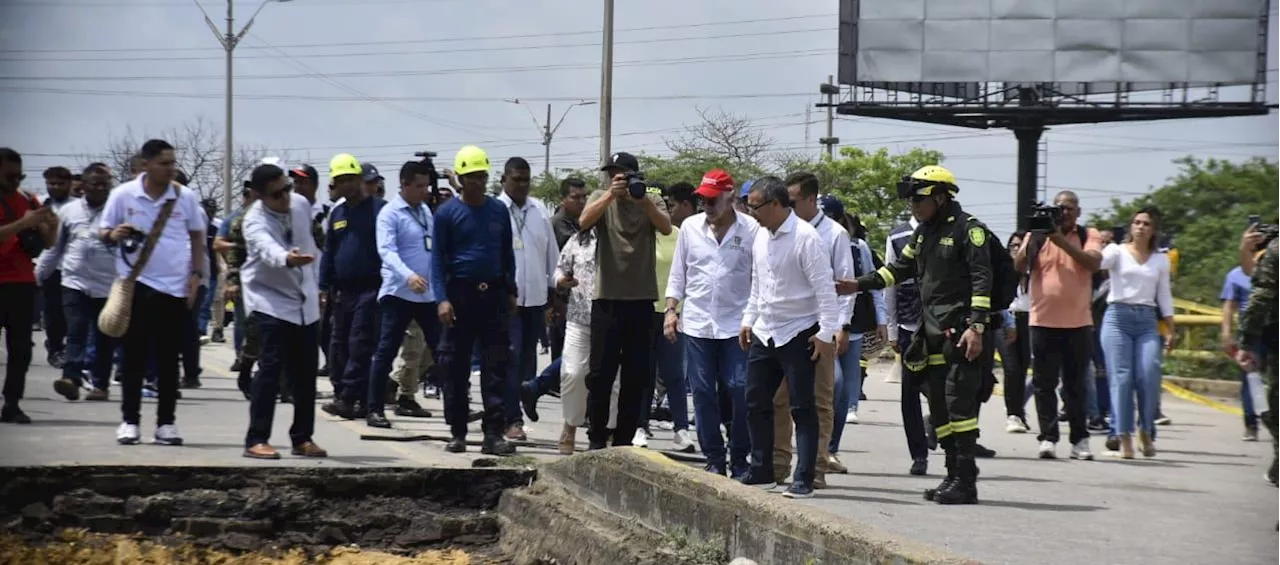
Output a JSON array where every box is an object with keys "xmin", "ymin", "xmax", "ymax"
[
  {"xmin": 329, "ymin": 153, "xmax": 361, "ymax": 180},
  {"xmin": 897, "ymin": 165, "xmax": 958, "ymax": 198},
  {"xmin": 454, "ymin": 145, "xmax": 490, "ymax": 177}
]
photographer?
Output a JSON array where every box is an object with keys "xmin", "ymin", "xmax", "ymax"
[
  {"xmin": 1012, "ymin": 190, "xmax": 1102, "ymax": 460},
  {"xmin": 578, "ymin": 152, "xmax": 672, "ymax": 449},
  {"xmin": 0, "ymin": 148, "xmax": 57, "ymax": 424}
]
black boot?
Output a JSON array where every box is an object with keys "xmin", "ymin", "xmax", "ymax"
[
  {"xmin": 445, "ymin": 436, "xmax": 467, "ymax": 453},
  {"xmin": 482, "ymin": 434, "xmax": 516, "ymax": 456},
  {"xmin": 936, "ymin": 438, "xmax": 979, "ymax": 505},
  {"xmin": 924, "ymin": 451, "xmax": 955, "ymax": 501},
  {"xmin": 520, "ymin": 381, "xmax": 541, "ymax": 422}
]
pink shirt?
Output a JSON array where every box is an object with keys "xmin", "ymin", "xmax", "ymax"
[{"xmin": 1029, "ymin": 228, "xmax": 1102, "ymax": 328}]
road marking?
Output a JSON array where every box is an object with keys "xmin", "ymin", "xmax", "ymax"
[{"xmin": 1161, "ymin": 381, "xmax": 1243, "ymax": 417}]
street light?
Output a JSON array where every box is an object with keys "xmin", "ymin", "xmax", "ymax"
[
  {"xmin": 191, "ymin": 0, "xmax": 294, "ymax": 216},
  {"xmin": 504, "ymin": 98, "xmax": 597, "ymax": 177}
]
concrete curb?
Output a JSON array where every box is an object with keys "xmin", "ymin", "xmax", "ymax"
[
  {"xmin": 1164, "ymin": 376, "xmax": 1241, "ymax": 399},
  {"xmin": 543, "ymin": 448, "xmax": 981, "ymax": 565}
]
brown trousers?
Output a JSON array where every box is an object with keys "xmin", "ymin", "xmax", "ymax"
[{"xmin": 772, "ymin": 353, "xmax": 835, "ymax": 481}]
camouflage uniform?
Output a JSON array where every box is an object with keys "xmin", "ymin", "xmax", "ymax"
[
  {"xmin": 1238, "ymin": 239, "xmax": 1279, "ymax": 478},
  {"xmin": 225, "ymin": 211, "xmax": 262, "ymax": 394}
]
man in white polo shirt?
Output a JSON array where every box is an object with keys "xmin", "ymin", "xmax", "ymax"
[{"xmin": 99, "ymin": 139, "xmax": 206, "ymax": 447}]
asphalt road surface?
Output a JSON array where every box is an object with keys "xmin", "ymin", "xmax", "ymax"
[{"xmin": 1, "ymin": 336, "xmax": 1275, "ymax": 565}]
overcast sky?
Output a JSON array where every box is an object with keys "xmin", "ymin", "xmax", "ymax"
[{"xmin": 2, "ymin": 0, "xmax": 1276, "ymax": 237}]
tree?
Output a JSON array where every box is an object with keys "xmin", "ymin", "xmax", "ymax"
[
  {"xmin": 1089, "ymin": 156, "xmax": 1279, "ymax": 306},
  {"xmin": 780, "ymin": 147, "xmax": 945, "ymax": 245},
  {"xmin": 665, "ymin": 106, "xmax": 773, "ymax": 167},
  {"xmin": 83, "ymin": 117, "xmax": 273, "ymax": 215}
]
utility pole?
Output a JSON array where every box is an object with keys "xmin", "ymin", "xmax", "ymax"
[
  {"xmin": 194, "ymin": 0, "xmax": 291, "ymax": 216},
  {"xmin": 819, "ymin": 75, "xmax": 840, "ymax": 159},
  {"xmin": 598, "ymin": 0, "xmax": 614, "ymax": 173},
  {"xmin": 506, "ymin": 99, "xmax": 597, "ymax": 178},
  {"xmin": 544, "ymin": 103, "xmax": 552, "ymax": 176}
]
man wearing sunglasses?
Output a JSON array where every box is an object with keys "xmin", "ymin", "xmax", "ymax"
[{"xmin": 836, "ymin": 165, "xmax": 996, "ymax": 506}]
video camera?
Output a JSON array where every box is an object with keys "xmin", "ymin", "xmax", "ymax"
[
  {"xmin": 413, "ymin": 151, "xmax": 444, "ymax": 208},
  {"xmin": 626, "ymin": 171, "xmax": 648, "ymax": 199},
  {"xmin": 1027, "ymin": 201, "xmax": 1062, "ymax": 234}
]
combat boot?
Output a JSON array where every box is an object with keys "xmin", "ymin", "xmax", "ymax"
[
  {"xmin": 923, "ymin": 451, "xmax": 955, "ymax": 501},
  {"xmin": 936, "ymin": 445, "xmax": 979, "ymax": 505}
]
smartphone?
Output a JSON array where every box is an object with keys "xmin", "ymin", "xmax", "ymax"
[{"xmin": 1249, "ymin": 214, "xmax": 1261, "ymax": 227}]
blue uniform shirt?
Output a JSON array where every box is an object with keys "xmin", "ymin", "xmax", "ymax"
[
  {"xmin": 430, "ymin": 196, "xmax": 516, "ymax": 303},
  {"xmin": 320, "ymin": 195, "xmax": 385, "ymax": 292}
]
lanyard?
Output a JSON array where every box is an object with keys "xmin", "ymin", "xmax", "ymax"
[
  {"xmin": 513, "ymin": 205, "xmax": 529, "ymax": 236},
  {"xmin": 409, "ymin": 205, "xmax": 430, "ymax": 232}
]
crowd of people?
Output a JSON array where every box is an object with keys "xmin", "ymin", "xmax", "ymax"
[{"xmin": 0, "ymin": 140, "xmax": 1275, "ymax": 504}]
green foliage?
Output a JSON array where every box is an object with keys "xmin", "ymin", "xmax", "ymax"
[
  {"xmin": 637, "ymin": 150, "xmax": 766, "ymax": 192},
  {"xmin": 779, "ymin": 147, "xmax": 945, "ymax": 245},
  {"xmin": 661, "ymin": 527, "xmax": 728, "ymax": 565},
  {"xmin": 1088, "ymin": 157, "xmax": 1279, "ymax": 305}
]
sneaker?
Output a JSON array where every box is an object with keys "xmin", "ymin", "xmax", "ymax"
[
  {"xmin": 782, "ymin": 483, "xmax": 815, "ymax": 499},
  {"xmin": 1038, "ymin": 440, "xmax": 1057, "ymax": 459},
  {"xmin": 672, "ymin": 429, "xmax": 697, "ymax": 453},
  {"xmin": 154, "ymin": 424, "xmax": 184, "ymax": 446},
  {"xmin": 116, "ymin": 423, "xmax": 141, "ymax": 445},
  {"xmin": 632, "ymin": 428, "xmax": 649, "ymax": 448},
  {"xmin": 1154, "ymin": 413, "xmax": 1172, "ymax": 426},
  {"xmin": 1070, "ymin": 438, "xmax": 1094, "ymax": 460},
  {"xmin": 423, "ymin": 385, "xmax": 441, "ymax": 399},
  {"xmin": 738, "ymin": 473, "xmax": 776, "ymax": 491},
  {"xmin": 909, "ymin": 458, "xmax": 928, "ymax": 476},
  {"xmin": 845, "ymin": 410, "xmax": 859, "ymax": 424},
  {"xmin": 1005, "ymin": 415, "xmax": 1030, "ymax": 434},
  {"xmin": 1244, "ymin": 428, "xmax": 1260, "ymax": 442}
]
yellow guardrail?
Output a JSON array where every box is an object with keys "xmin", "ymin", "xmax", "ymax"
[
  {"xmin": 1173, "ymin": 314, "xmax": 1221, "ymax": 326},
  {"xmin": 1174, "ymin": 297, "xmax": 1222, "ymax": 316}
]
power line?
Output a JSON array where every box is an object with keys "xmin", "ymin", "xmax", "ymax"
[{"xmin": 0, "ymin": 85, "xmax": 817, "ymax": 102}]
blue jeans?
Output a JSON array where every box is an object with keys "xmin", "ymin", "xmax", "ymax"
[
  {"xmin": 1240, "ymin": 341, "xmax": 1267, "ymax": 430},
  {"xmin": 506, "ymin": 305, "xmax": 546, "ymax": 426},
  {"xmin": 535, "ymin": 357, "xmax": 562, "ymax": 395},
  {"xmin": 197, "ymin": 278, "xmax": 216, "ymax": 335},
  {"xmin": 1101, "ymin": 304, "xmax": 1163, "ymax": 436},
  {"xmin": 829, "ymin": 337, "xmax": 864, "ymax": 454},
  {"xmin": 685, "ymin": 336, "xmax": 748, "ymax": 470},
  {"xmin": 61, "ymin": 288, "xmax": 118, "ymax": 390},
  {"xmin": 640, "ymin": 313, "xmax": 690, "ymax": 431},
  {"xmin": 746, "ymin": 325, "xmax": 820, "ymax": 486},
  {"xmin": 369, "ymin": 296, "xmax": 438, "ymax": 414}
]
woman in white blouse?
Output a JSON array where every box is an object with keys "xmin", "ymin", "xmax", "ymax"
[{"xmin": 1099, "ymin": 206, "xmax": 1175, "ymax": 458}]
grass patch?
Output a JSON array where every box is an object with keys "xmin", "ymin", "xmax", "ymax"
[{"xmin": 661, "ymin": 527, "xmax": 728, "ymax": 565}]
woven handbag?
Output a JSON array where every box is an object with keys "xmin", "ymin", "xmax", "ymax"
[{"xmin": 98, "ymin": 186, "xmax": 181, "ymax": 338}]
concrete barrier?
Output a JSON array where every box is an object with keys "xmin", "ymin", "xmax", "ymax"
[
  {"xmin": 1165, "ymin": 376, "xmax": 1242, "ymax": 399},
  {"xmin": 539, "ymin": 448, "xmax": 980, "ymax": 565}
]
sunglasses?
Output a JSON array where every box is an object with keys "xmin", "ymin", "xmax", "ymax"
[{"xmin": 747, "ymin": 198, "xmax": 774, "ymax": 212}]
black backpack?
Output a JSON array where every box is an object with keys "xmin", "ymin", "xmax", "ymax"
[{"xmin": 950, "ymin": 214, "xmax": 1018, "ymax": 312}]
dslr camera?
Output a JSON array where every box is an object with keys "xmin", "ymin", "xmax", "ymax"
[
  {"xmin": 119, "ymin": 228, "xmax": 147, "ymax": 255},
  {"xmin": 626, "ymin": 171, "xmax": 648, "ymax": 199},
  {"xmin": 1027, "ymin": 201, "xmax": 1062, "ymax": 234}
]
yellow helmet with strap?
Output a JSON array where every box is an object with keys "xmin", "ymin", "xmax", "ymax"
[{"xmin": 897, "ymin": 165, "xmax": 959, "ymax": 198}]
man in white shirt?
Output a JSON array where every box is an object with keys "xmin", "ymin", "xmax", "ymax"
[
  {"xmin": 665, "ymin": 170, "xmax": 757, "ymax": 478},
  {"xmin": 497, "ymin": 157, "xmax": 559, "ymax": 441},
  {"xmin": 768, "ymin": 173, "xmax": 854, "ymax": 487},
  {"xmin": 98, "ymin": 139, "xmax": 206, "ymax": 447},
  {"xmin": 738, "ymin": 176, "xmax": 841, "ymax": 499}
]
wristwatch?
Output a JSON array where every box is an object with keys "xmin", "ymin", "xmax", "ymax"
[{"xmin": 969, "ymin": 322, "xmax": 986, "ymax": 334}]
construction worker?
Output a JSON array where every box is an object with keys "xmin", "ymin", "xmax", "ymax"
[{"xmin": 836, "ymin": 165, "xmax": 996, "ymax": 505}]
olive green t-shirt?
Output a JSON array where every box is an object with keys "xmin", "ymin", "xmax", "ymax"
[{"xmin": 588, "ymin": 189, "xmax": 667, "ymax": 301}]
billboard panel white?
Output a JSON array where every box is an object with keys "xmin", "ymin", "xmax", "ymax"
[{"xmin": 841, "ymin": 0, "xmax": 1269, "ymax": 85}]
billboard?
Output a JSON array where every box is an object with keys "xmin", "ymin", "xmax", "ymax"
[{"xmin": 839, "ymin": 0, "xmax": 1270, "ymax": 86}]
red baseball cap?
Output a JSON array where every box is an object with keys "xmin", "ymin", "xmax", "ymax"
[{"xmin": 694, "ymin": 169, "xmax": 734, "ymax": 198}]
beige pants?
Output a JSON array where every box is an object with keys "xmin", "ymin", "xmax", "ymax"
[
  {"xmin": 772, "ymin": 353, "xmax": 835, "ymax": 480},
  {"xmin": 563, "ymin": 321, "xmax": 619, "ymax": 428},
  {"xmin": 393, "ymin": 321, "xmax": 432, "ymax": 394}
]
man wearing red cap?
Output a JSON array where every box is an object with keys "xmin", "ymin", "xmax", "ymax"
[{"xmin": 664, "ymin": 169, "xmax": 757, "ymax": 478}]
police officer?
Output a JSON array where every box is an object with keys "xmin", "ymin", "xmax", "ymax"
[
  {"xmin": 837, "ymin": 165, "xmax": 995, "ymax": 505},
  {"xmin": 1237, "ymin": 238, "xmax": 1278, "ymax": 486}
]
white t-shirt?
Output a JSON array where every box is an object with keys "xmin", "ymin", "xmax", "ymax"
[
  {"xmin": 100, "ymin": 176, "xmax": 205, "ymax": 298},
  {"xmin": 1099, "ymin": 243, "xmax": 1174, "ymax": 318}
]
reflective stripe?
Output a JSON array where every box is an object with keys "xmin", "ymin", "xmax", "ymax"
[
  {"xmin": 971, "ymin": 295, "xmax": 991, "ymax": 309},
  {"xmin": 926, "ymin": 353, "xmax": 946, "ymax": 366},
  {"xmin": 951, "ymin": 418, "xmax": 980, "ymax": 434},
  {"xmin": 876, "ymin": 266, "xmax": 896, "ymax": 287},
  {"xmin": 902, "ymin": 244, "xmax": 917, "ymax": 259},
  {"xmin": 935, "ymin": 422, "xmax": 954, "ymax": 440}
]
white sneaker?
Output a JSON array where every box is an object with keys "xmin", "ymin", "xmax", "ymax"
[
  {"xmin": 154, "ymin": 424, "xmax": 184, "ymax": 446},
  {"xmin": 1038, "ymin": 440, "xmax": 1057, "ymax": 459},
  {"xmin": 845, "ymin": 410, "xmax": 859, "ymax": 424},
  {"xmin": 1006, "ymin": 415, "xmax": 1030, "ymax": 434},
  {"xmin": 632, "ymin": 428, "xmax": 649, "ymax": 448},
  {"xmin": 1070, "ymin": 438, "xmax": 1094, "ymax": 460},
  {"xmin": 672, "ymin": 429, "xmax": 697, "ymax": 453},
  {"xmin": 116, "ymin": 423, "xmax": 140, "ymax": 445}
]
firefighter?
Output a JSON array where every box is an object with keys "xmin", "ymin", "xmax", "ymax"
[{"xmin": 836, "ymin": 165, "xmax": 996, "ymax": 505}]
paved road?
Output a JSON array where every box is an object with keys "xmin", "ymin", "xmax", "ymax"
[{"xmin": 1, "ymin": 337, "xmax": 1276, "ymax": 565}]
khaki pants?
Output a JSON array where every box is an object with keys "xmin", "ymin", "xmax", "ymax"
[
  {"xmin": 772, "ymin": 353, "xmax": 835, "ymax": 480},
  {"xmin": 393, "ymin": 321, "xmax": 431, "ymax": 394}
]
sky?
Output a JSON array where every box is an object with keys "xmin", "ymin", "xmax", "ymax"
[{"xmin": 2, "ymin": 0, "xmax": 1277, "ymax": 239}]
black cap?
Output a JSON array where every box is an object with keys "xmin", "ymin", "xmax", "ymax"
[
  {"xmin": 289, "ymin": 164, "xmax": 318, "ymax": 182},
  {"xmin": 361, "ymin": 163, "xmax": 383, "ymax": 182},
  {"xmin": 600, "ymin": 152, "xmax": 639, "ymax": 173}
]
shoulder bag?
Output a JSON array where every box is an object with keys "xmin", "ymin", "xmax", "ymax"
[{"xmin": 98, "ymin": 186, "xmax": 181, "ymax": 338}]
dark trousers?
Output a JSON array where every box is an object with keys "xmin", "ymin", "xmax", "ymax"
[
  {"xmin": 41, "ymin": 271, "xmax": 66, "ymax": 355},
  {"xmin": 319, "ymin": 295, "xmax": 332, "ymax": 363},
  {"xmin": 437, "ymin": 280, "xmax": 509, "ymax": 437},
  {"xmin": 586, "ymin": 299, "xmax": 654, "ymax": 447},
  {"xmin": 180, "ymin": 285, "xmax": 206, "ymax": 379},
  {"xmin": 245, "ymin": 313, "xmax": 318, "ymax": 448},
  {"xmin": 1031, "ymin": 325, "xmax": 1093, "ymax": 445},
  {"xmin": 331, "ymin": 288, "xmax": 379, "ymax": 403},
  {"xmin": 506, "ymin": 304, "xmax": 546, "ymax": 426},
  {"xmin": 120, "ymin": 283, "xmax": 186, "ymax": 426},
  {"xmin": 61, "ymin": 288, "xmax": 118, "ymax": 390},
  {"xmin": 369, "ymin": 296, "xmax": 438, "ymax": 414},
  {"xmin": 997, "ymin": 312, "xmax": 1030, "ymax": 419},
  {"xmin": 0, "ymin": 283, "xmax": 36, "ymax": 404},
  {"xmin": 745, "ymin": 325, "xmax": 820, "ymax": 486},
  {"xmin": 549, "ymin": 309, "xmax": 566, "ymax": 361},
  {"xmin": 898, "ymin": 327, "xmax": 929, "ymax": 461}
]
